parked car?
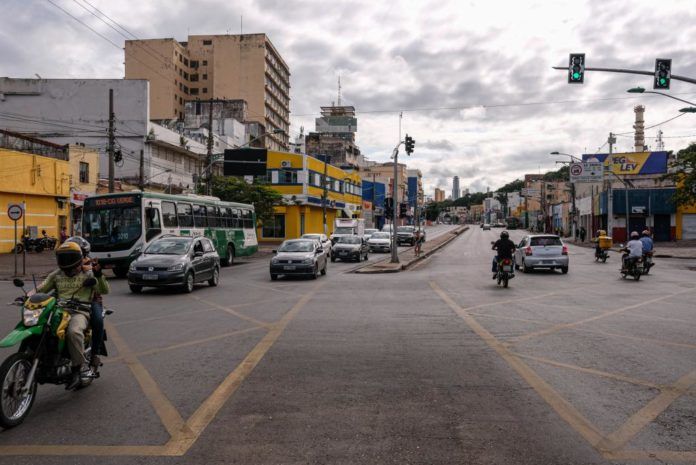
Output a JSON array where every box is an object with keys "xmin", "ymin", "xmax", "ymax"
[
  {"xmin": 514, "ymin": 234, "xmax": 569, "ymax": 274},
  {"xmin": 331, "ymin": 235, "xmax": 369, "ymax": 262},
  {"xmin": 396, "ymin": 226, "xmax": 416, "ymax": 245},
  {"xmin": 128, "ymin": 235, "xmax": 220, "ymax": 293},
  {"xmin": 301, "ymin": 233, "xmax": 331, "ymax": 256},
  {"xmin": 364, "ymin": 228, "xmax": 379, "ymax": 240},
  {"xmin": 270, "ymin": 239, "xmax": 327, "ymax": 280},
  {"xmin": 367, "ymin": 231, "xmax": 391, "ymax": 253},
  {"xmin": 482, "ymin": 224, "xmax": 491, "ymax": 230}
]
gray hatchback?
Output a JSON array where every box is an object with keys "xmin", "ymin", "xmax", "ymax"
[{"xmin": 514, "ymin": 234, "xmax": 569, "ymax": 274}]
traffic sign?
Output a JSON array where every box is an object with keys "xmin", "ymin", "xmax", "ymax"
[
  {"xmin": 7, "ymin": 203, "xmax": 23, "ymax": 221},
  {"xmin": 570, "ymin": 162, "xmax": 603, "ymax": 183}
]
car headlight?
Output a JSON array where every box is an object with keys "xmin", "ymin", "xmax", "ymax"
[
  {"xmin": 128, "ymin": 262, "xmax": 137, "ymax": 272},
  {"xmin": 303, "ymin": 258, "xmax": 313, "ymax": 264},
  {"xmin": 23, "ymin": 308, "xmax": 42, "ymax": 327},
  {"xmin": 271, "ymin": 257, "xmax": 280, "ymax": 264},
  {"xmin": 167, "ymin": 263, "xmax": 184, "ymax": 271}
]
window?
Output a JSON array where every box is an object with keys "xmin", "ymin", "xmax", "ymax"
[
  {"xmin": 202, "ymin": 74, "xmax": 208, "ymax": 80},
  {"xmin": 231, "ymin": 208, "xmax": 240, "ymax": 228},
  {"xmin": 183, "ymin": 72, "xmax": 189, "ymax": 80},
  {"xmin": 79, "ymin": 162, "xmax": 89, "ymax": 183},
  {"xmin": 190, "ymin": 60, "xmax": 198, "ymax": 68},
  {"xmin": 177, "ymin": 203, "xmax": 193, "ymax": 227},
  {"xmin": 202, "ymin": 239, "xmax": 214, "ymax": 253},
  {"xmin": 207, "ymin": 206, "xmax": 219, "ymax": 227},
  {"xmin": 183, "ymin": 85, "xmax": 189, "ymax": 94},
  {"xmin": 202, "ymin": 88, "xmax": 208, "ymax": 94},
  {"xmin": 162, "ymin": 201, "xmax": 177, "ymax": 228},
  {"xmin": 262, "ymin": 214, "xmax": 285, "ymax": 238},
  {"xmin": 193, "ymin": 205, "xmax": 207, "ymax": 228},
  {"xmin": 174, "ymin": 94, "xmax": 177, "ymax": 101},
  {"xmin": 179, "ymin": 96, "xmax": 183, "ymax": 104},
  {"xmin": 190, "ymin": 74, "xmax": 198, "ymax": 82},
  {"xmin": 203, "ymin": 40, "xmax": 212, "ymax": 45},
  {"xmin": 179, "ymin": 69, "xmax": 183, "ymax": 77},
  {"xmin": 145, "ymin": 207, "xmax": 162, "ymax": 242},
  {"xmin": 193, "ymin": 240, "xmax": 204, "ymax": 254},
  {"xmin": 190, "ymin": 88, "xmax": 199, "ymax": 96},
  {"xmin": 279, "ymin": 170, "xmax": 297, "ymax": 184},
  {"xmin": 202, "ymin": 60, "xmax": 208, "ymax": 66},
  {"xmin": 242, "ymin": 209, "xmax": 253, "ymax": 228},
  {"xmin": 183, "ymin": 57, "xmax": 189, "ymax": 66}
]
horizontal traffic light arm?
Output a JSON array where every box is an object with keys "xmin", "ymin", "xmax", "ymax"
[{"xmin": 552, "ymin": 65, "xmax": 696, "ymax": 85}]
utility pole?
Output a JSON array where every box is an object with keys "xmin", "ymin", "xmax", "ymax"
[
  {"xmin": 206, "ymin": 99, "xmax": 214, "ymax": 196},
  {"xmin": 371, "ymin": 173, "xmax": 376, "ymax": 229},
  {"xmin": 606, "ymin": 132, "xmax": 615, "ymax": 236},
  {"xmin": 139, "ymin": 149, "xmax": 145, "ymax": 190},
  {"xmin": 322, "ymin": 154, "xmax": 330, "ymax": 235},
  {"xmin": 391, "ymin": 150, "xmax": 399, "ymax": 263},
  {"xmin": 107, "ymin": 89, "xmax": 115, "ymax": 193}
]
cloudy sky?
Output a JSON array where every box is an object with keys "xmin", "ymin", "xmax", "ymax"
[{"xmin": 3, "ymin": 0, "xmax": 696, "ymax": 195}]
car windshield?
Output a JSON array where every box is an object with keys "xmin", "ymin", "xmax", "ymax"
[
  {"xmin": 371, "ymin": 232, "xmax": 390, "ymax": 239},
  {"xmin": 397, "ymin": 227, "xmax": 414, "ymax": 232},
  {"xmin": 334, "ymin": 227, "xmax": 353, "ymax": 235},
  {"xmin": 279, "ymin": 241, "xmax": 314, "ymax": 252},
  {"xmin": 365, "ymin": 229, "xmax": 378, "ymax": 235},
  {"xmin": 338, "ymin": 236, "xmax": 362, "ymax": 244},
  {"xmin": 530, "ymin": 236, "xmax": 562, "ymax": 246},
  {"xmin": 302, "ymin": 234, "xmax": 321, "ymax": 240},
  {"xmin": 144, "ymin": 238, "xmax": 191, "ymax": 255}
]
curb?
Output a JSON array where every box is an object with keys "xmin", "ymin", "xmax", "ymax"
[{"xmin": 403, "ymin": 226, "xmax": 469, "ymax": 271}]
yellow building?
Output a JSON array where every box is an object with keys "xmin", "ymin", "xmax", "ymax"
[
  {"xmin": 67, "ymin": 145, "xmax": 100, "ymax": 234},
  {"xmin": 224, "ymin": 150, "xmax": 362, "ymax": 242},
  {"xmin": 0, "ymin": 133, "xmax": 72, "ymax": 252}
]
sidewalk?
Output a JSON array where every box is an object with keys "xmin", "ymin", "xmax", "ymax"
[
  {"xmin": 0, "ymin": 252, "xmax": 55, "ymax": 280},
  {"xmin": 566, "ymin": 237, "xmax": 696, "ymax": 259},
  {"xmin": 354, "ymin": 225, "xmax": 470, "ymax": 274}
]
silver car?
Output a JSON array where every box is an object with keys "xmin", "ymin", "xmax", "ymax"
[
  {"xmin": 514, "ymin": 234, "xmax": 569, "ymax": 274},
  {"xmin": 270, "ymin": 239, "xmax": 328, "ymax": 280},
  {"xmin": 367, "ymin": 231, "xmax": 391, "ymax": 252},
  {"xmin": 301, "ymin": 233, "xmax": 331, "ymax": 256}
]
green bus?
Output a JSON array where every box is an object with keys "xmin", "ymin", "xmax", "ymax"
[{"xmin": 82, "ymin": 192, "xmax": 258, "ymax": 277}]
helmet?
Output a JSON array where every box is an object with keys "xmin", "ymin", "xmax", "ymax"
[
  {"xmin": 642, "ymin": 229, "xmax": 650, "ymax": 237},
  {"xmin": 65, "ymin": 236, "xmax": 90, "ymax": 256},
  {"xmin": 630, "ymin": 231, "xmax": 639, "ymax": 239},
  {"xmin": 55, "ymin": 241, "xmax": 83, "ymax": 273},
  {"xmin": 500, "ymin": 231, "xmax": 509, "ymax": 239}
]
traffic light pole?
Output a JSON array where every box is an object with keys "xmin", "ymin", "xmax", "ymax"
[
  {"xmin": 553, "ymin": 65, "xmax": 696, "ymax": 85},
  {"xmin": 391, "ymin": 146, "xmax": 400, "ymax": 264}
]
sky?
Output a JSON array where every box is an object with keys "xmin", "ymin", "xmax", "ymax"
[{"xmin": 3, "ymin": 0, "xmax": 696, "ymax": 196}]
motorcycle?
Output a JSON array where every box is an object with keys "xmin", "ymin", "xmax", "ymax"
[
  {"xmin": 495, "ymin": 258, "xmax": 514, "ymax": 288},
  {"xmin": 13, "ymin": 236, "xmax": 44, "ymax": 254},
  {"xmin": 642, "ymin": 251, "xmax": 654, "ymax": 275},
  {"xmin": 0, "ymin": 278, "xmax": 111, "ymax": 428},
  {"xmin": 619, "ymin": 248, "xmax": 642, "ymax": 281},
  {"xmin": 594, "ymin": 247, "xmax": 609, "ymax": 263}
]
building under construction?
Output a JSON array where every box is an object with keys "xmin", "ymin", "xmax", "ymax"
[{"xmin": 305, "ymin": 105, "xmax": 363, "ymax": 169}]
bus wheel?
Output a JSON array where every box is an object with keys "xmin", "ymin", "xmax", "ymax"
[{"xmin": 222, "ymin": 246, "xmax": 235, "ymax": 267}]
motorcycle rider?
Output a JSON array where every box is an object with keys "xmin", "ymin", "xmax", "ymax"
[
  {"xmin": 492, "ymin": 231, "xmax": 516, "ymax": 279},
  {"xmin": 640, "ymin": 229, "xmax": 654, "ymax": 271},
  {"xmin": 65, "ymin": 236, "xmax": 105, "ymax": 370},
  {"xmin": 35, "ymin": 242, "xmax": 109, "ymax": 390},
  {"xmin": 593, "ymin": 229, "xmax": 606, "ymax": 258},
  {"xmin": 621, "ymin": 231, "xmax": 643, "ymax": 271}
]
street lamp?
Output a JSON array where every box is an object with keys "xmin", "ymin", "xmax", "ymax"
[
  {"xmin": 679, "ymin": 107, "xmax": 696, "ymax": 113},
  {"xmin": 626, "ymin": 87, "xmax": 696, "ymax": 106}
]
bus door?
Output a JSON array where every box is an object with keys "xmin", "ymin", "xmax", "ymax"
[{"xmin": 144, "ymin": 204, "xmax": 163, "ymax": 242}]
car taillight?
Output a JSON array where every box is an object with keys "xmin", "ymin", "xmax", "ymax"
[
  {"xmin": 525, "ymin": 246, "xmax": 533, "ymax": 256},
  {"xmin": 562, "ymin": 245, "xmax": 568, "ymax": 255}
]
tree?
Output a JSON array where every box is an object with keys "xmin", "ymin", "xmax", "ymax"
[
  {"xmin": 543, "ymin": 165, "xmax": 569, "ymax": 181},
  {"xmin": 664, "ymin": 143, "xmax": 696, "ymax": 206},
  {"xmin": 209, "ymin": 176, "xmax": 283, "ymax": 225}
]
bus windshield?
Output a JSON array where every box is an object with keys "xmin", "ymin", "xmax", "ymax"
[{"xmin": 82, "ymin": 206, "xmax": 142, "ymax": 252}]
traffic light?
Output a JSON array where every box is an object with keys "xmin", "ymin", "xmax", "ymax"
[
  {"xmin": 385, "ymin": 197, "xmax": 394, "ymax": 219},
  {"xmin": 654, "ymin": 58, "xmax": 671, "ymax": 89},
  {"xmin": 568, "ymin": 53, "xmax": 585, "ymax": 84},
  {"xmin": 404, "ymin": 135, "xmax": 415, "ymax": 155},
  {"xmin": 399, "ymin": 203, "xmax": 408, "ymax": 218}
]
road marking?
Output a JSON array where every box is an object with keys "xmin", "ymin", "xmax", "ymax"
[
  {"xmin": 605, "ymin": 450, "xmax": 696, "ymax": 462},
  {"xmin": 598, "ymin": 369, "xmax": 696, "ymax": 452},
  {"xmin": 166, "ymin": 282, "xmax": 323, "ymax": 455},
  {"xmin": 429, "ymin": 281, "xmax": 605, "ymax": 448},
  {"xmin": 508, "ymin": 287, "xmax": 696, "ymax": 344},
  {"xmin": 189, "ymin": 295, "xmax": 273, "ymax": 328}
]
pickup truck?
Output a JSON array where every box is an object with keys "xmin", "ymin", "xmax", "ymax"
[{"xmin": 396, "ymin": 226, "xmax": 416, "ymax": 246}]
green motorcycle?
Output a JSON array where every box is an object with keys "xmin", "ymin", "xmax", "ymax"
[{"xmin": 0, "ymin": 277, "xmax": 110, "ymax": 428}]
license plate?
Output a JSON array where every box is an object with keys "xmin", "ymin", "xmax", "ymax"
[
  {"xmin": 502, "ymin": 266, "xmax": 512, "ymax": 272},
  {"xmin": 283, "ymin": 265, "xmax": 296, "ymax": 270},
  {"xmin": 339, "ymin": 252, "xmax": 348, "ymax": 255},
  {"xmin": 143, "ymin": 273, "xmax": 158, "ymax": 280}
]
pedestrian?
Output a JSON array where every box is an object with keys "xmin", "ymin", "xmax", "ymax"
[
  {"xmin": 60, "ymin": 226, "xmax": 68, "ymax": 244},
  {"xmin": 579, "ymin": 226, "xmax": 586, "ymax": 243}
]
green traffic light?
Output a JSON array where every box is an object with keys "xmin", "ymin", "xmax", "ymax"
[
  {"xmin": 659, "ymin": 78, "xmax": 666, "ymax": 85},
  {"xmin": 573, "ymin": 72, "xmax": 580, "ymax": 79}
]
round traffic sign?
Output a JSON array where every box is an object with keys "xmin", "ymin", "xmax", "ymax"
[
  {"xmin": 7, "ymin": 204, "xmax": 23, "ymax": 221},
  {"xmin": 570, "ymin": 163, "xmax": 583, "ymax": 176}
]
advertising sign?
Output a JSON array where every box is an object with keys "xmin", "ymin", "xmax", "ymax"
[
  {"xmin": 582, "ymin": 151, "xmax": 668, "ymax": 175},
  {"xmin": 570, "ymin": 162, "xmax": 604, "ymax": 183}
]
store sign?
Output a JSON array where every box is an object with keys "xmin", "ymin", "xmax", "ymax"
[
  {"xmin": 582, "ymin": 151, "xmax": 668, "ymax": 175},
  {"xmin": 71, "ymin": 191, "xmax": 91, "ymax": 206},
  {"xmin": 570, "ymin": 162, "xmax": 603, "ymax": 183}
]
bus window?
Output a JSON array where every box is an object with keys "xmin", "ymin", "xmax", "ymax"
[
  {"xmin": 145, "ymin": 207, "xmax": 162, "ymax": 242},
  {"xmin": 178, "ymin": 203, "xmax": 193, "ymax": 227},
  {"xmin": 242, "ymin": 209, "xmax": 253, "ymax": 228},
  {"xmin": 162, "ymin": 201, "xmax": 178, "ymax": 228},
  {"xmin": 220, "ymin": 207, "xmax": 231, "ymax": 227},
  {"xmin": 207, "ymin": 206, "xmax": 219, "ymax": 227},
  {"xmin": 231, "ymin": 209, "xmax": 240, "ymax": 228},
  {"xmin": 193, "ymin": 205, "xmax": 207, "ymax": 228}
]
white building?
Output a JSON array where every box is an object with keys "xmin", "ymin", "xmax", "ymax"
[{"xmin": 0, "ymin": 78, "xmax": 207, "ymax": 192}]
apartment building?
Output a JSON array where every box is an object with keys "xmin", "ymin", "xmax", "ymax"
[{"xmin": 125, "ymin": 33, "xmax": 290, "ymax": 151}]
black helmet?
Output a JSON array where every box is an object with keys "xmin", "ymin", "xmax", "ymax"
[
  {"xmin": 65, "ymin": 236, "xmax": 90, "ymax": 256},
  {"xmin": 500, "ymin": 231, "xmax": 509, "ymax": 239},
  {"xmin": 55, "ymin": 241, "xmax": 83, "ymax": 273}
]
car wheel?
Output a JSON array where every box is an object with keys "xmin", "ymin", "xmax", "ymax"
[
  {"xmin": 330, "ymin": 256, "xmax": 336, "ymax": 263},
  {"xmin": 270, "ymin": 273, "xmax": 278, "ymax": 281},
  {"xmin": 311, "ymin": 264, "xmax": 318, "ymax": 280},
  {"xmin": 183, "ymin": 272, "xmax": 195, "ymax": 293},
  {"xmin": 522, "ymin": 260, "xmax": 531, "ymax": 273},
  {"xmin": 222, "ymin": 245, "xmax": 234, "ymax": 267},
  {"xmin": 208, "ymin": 267, "xmax": 219, "ymax": 286},
  {"xmin": 561, "ymin": 266, "xmax": 569, "ymax": 274},
  {"xmin": 129, "ymin": 285, "xmax": 142, "ymax": 293}
]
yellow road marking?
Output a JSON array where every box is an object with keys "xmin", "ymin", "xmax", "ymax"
[
  {"xmin": 0, "ymin": 445, "xmax": 171, "ymax": 457},
  {"xmin": 574, "ymin": 327, "xmax": 696, "ymax": 351},
  {"xmin": 449, "ymin": 291, "xmax": 560, "ymax": 314},
  {"xmin": 598, "ymin": 369, "xmax": 696, "ymax": 452},
  {"xmin": 189, "ymin": 295, "xmax": 273, "ymax": 328},
  {"xmin": 429, "ymin": 281, "xmax": 605, "ymax": 448},
  {"xmin": 508, "ymin": 287, "xmax": 696, "ymax": 344},
  {"xmin": 166, "ymin": 282, "xmax": 323, "ymax": 455}
]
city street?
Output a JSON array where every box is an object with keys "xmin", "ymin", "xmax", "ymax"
[{"xmin": 0, "ymin": 226, "xmax": 694, "ymax": 464}]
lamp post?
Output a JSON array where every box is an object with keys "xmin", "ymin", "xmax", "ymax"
[
  {"xmin": 627, "ymin": 87, "xmax": 696, "ymax": 106},
  {"xmin": 550, "ymin": 152, "xmax": 581, "ymax": 240}
]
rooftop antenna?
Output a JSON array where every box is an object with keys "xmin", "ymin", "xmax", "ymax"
[{"xmin": 337, "ymin": 75, "xmax": 342, "ymax": 106}]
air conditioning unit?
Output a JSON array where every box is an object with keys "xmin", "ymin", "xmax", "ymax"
[{"xmin": 280, "ymin": 160, "xmax": 291, "ymax": 168}]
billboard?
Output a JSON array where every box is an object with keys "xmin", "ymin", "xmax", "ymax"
[
  {"xmin": 582, "ymin": 151, "xmax": 668, "ymax": 175},
  {"xmin": 570, "ymin": 162, "xmax": 603, "ymax": 182},
  {"xmin": 223, "ymin": 148, "xmax": 268, "ymax": 176}
]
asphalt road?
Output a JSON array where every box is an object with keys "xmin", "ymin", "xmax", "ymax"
[{"xmin": 0, "ymin": 225, "xmax": 694, "ymax": 464}]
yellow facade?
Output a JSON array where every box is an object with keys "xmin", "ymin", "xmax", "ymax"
[
  {"xmin": 68, "ymin": 145, "xmax": 99, "ymax": 194},
  {"xmin": 0, "ymin": 148, "xmax": 71, "ymax": 252},
  {"xmin": 257, "ymin": 151, "xmax": 363, "ymax": 242}
]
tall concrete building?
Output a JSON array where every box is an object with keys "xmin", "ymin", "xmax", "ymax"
[
  {"xmin": 305, "ymin": 105, "xmax": 362, "ymax": 169},
  {"xmin": 452, "ymin": 176, "xmax": 460, "ymax": 200},
  {"xmin": 434, "ymin": 188, "xmax": 445, "ymax": 202},
  {"xmin": 125, "ymin": 33, "xmax": 290, "ymax": 151}
]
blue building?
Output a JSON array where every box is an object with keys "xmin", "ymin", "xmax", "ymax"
[{"xmin": 362, "ymin": 180, "xmax": 386, "ymax": 229}]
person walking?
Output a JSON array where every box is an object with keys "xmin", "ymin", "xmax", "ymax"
[{"xmin": 579, "ymin": 226, "xmax": 586, "ymax": 243}]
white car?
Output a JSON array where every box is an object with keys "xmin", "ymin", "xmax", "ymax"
[
  {"xmin": 364, "ymin": 228, "xmax": 379, "ymax": 240},
  {"xmin": 301, "ymin": 233, "xmax": 332, "ymax": 256},
  {"xmin": 367, "ymin": 231, "xmax": 392, "ymax": 253}
]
